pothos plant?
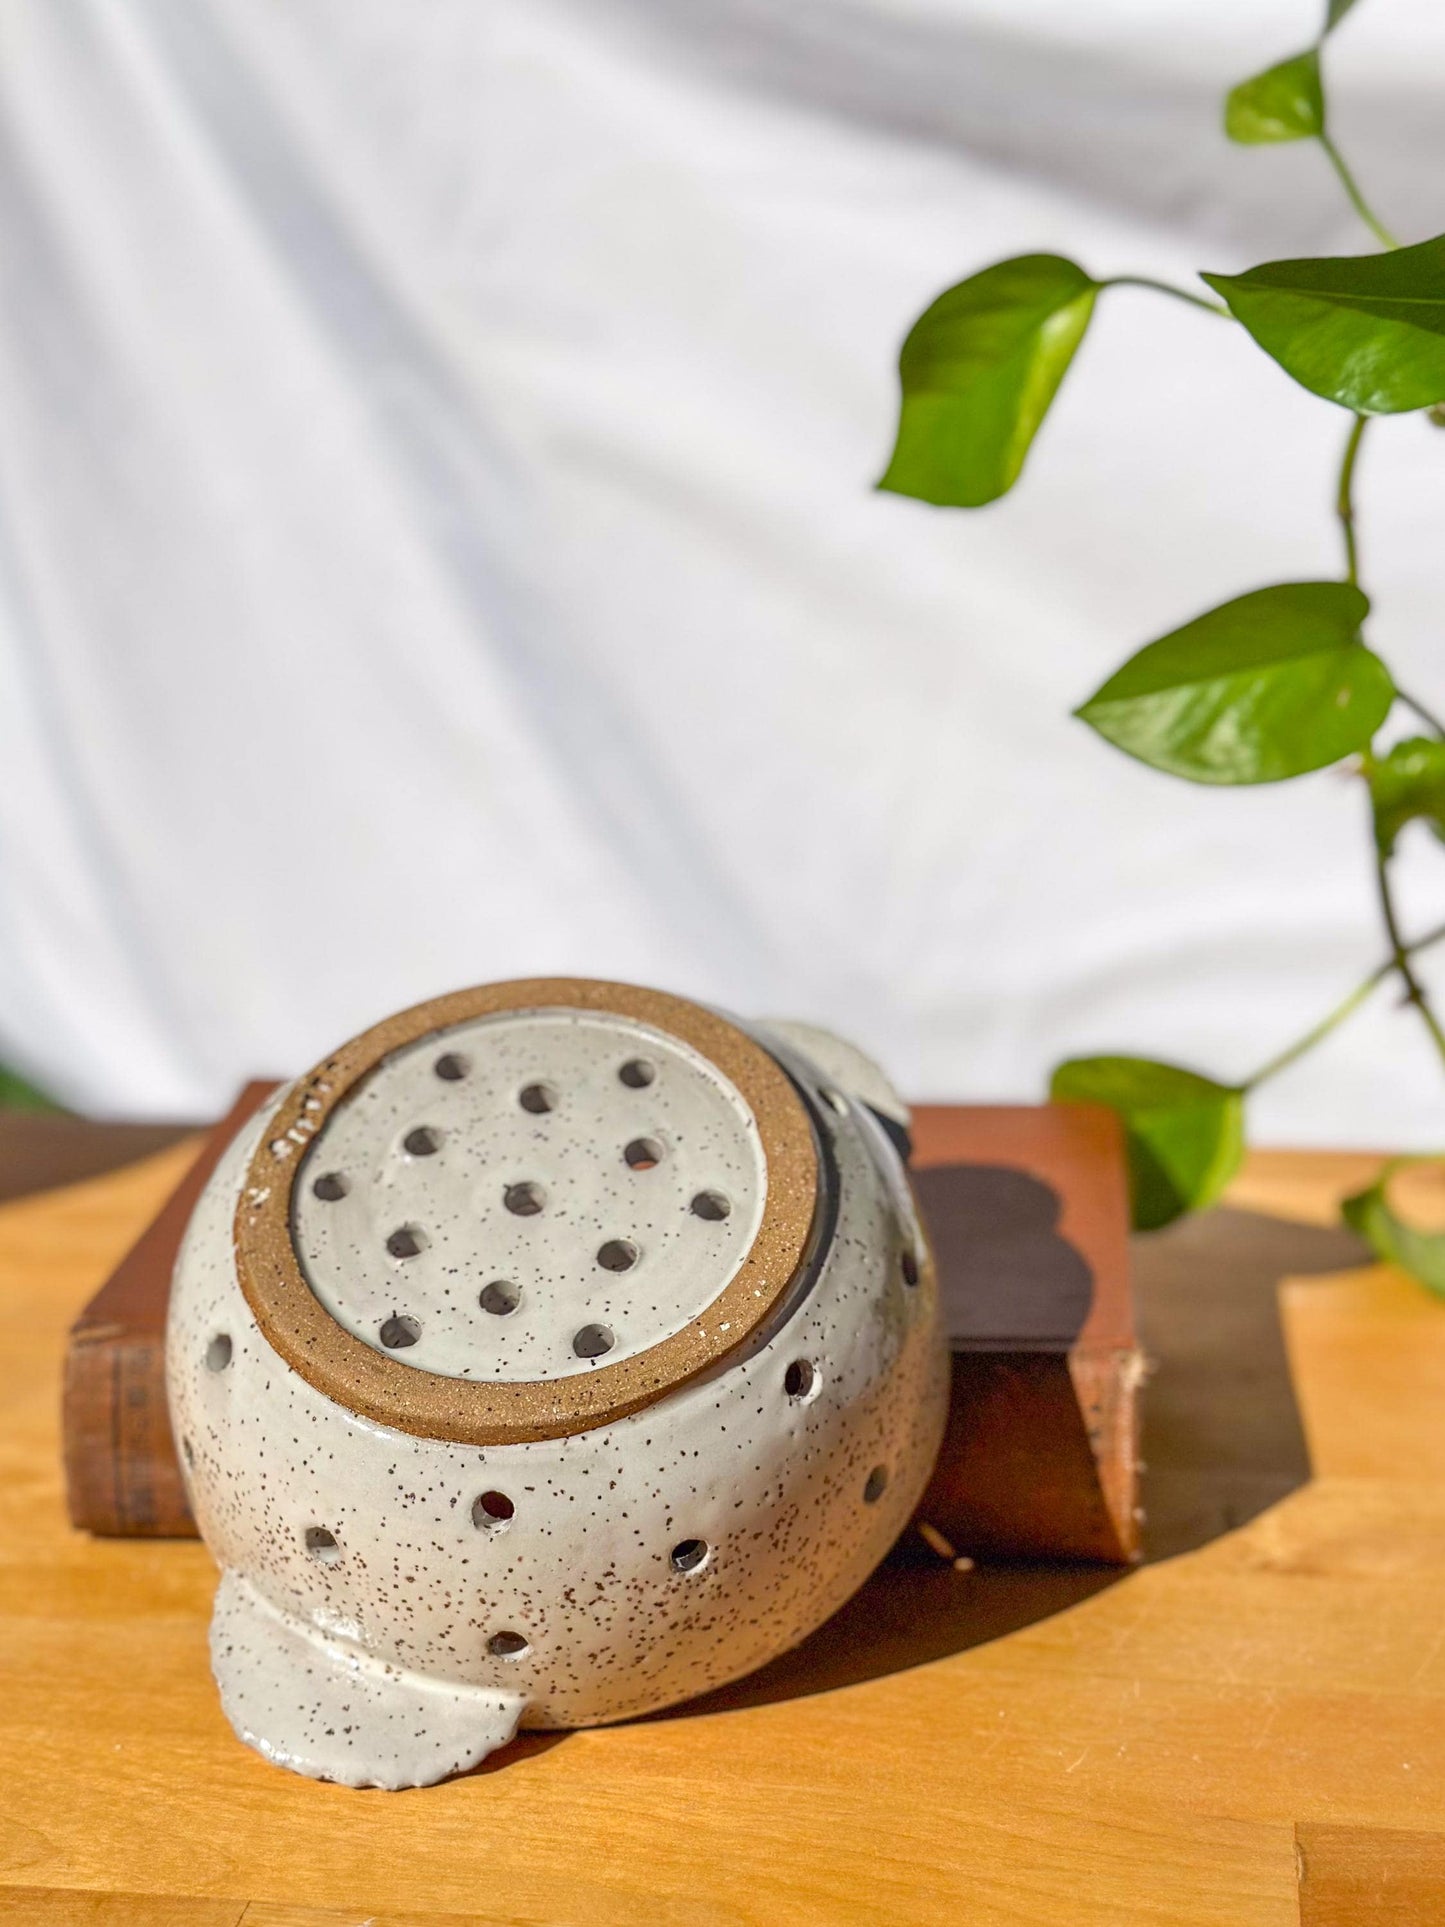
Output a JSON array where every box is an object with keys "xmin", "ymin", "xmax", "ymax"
[{"xmin": 879, "ymin": 2, "xmax": 1445, "ymax": 1289}]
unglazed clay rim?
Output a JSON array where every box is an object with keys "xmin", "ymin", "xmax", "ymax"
[{"xmin": 233, "ymin": 978, "xmax": 820, "ymax": 1445}]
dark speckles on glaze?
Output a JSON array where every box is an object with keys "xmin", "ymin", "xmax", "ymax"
[
  {"xmin": 288, "ymin": 1009, "xmax": 771, "ymax": 1387},
  {"xmin": 166, "ymin": 995, "xmax": 949, "ymax": 1790}
]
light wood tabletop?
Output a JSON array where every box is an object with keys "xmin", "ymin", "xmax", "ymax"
[{"xmin": 2, "ymin": 1138, "xmax": 1444, "ymax": 1926}]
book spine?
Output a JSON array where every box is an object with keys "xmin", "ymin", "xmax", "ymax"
[
  {"xmin": 915, "ymin": 1347, "xmax": 1142, "ymax": 1564},
  {"xmin": 63, "ymin": 1327, "xmax": 196, "ymax": 1538}
]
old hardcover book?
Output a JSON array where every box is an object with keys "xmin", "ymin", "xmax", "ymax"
[
  {"xmin": 62, "ymin": 1091, "xmax": 1140, "ymax": 1560},
  {"xmin": 911, "ymin": 1103, "xmax": 1141, "ymax": 1564},
  {"xmin": 61, "ymin": 1082, "xmax": 279, "ymax": 1538}
]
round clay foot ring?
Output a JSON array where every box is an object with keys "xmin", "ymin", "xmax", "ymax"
[{"xmin": 233, "ymin": 979, "xmax": 820, "ymax": 1445}]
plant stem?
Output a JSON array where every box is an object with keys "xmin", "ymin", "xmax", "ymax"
[
  {"xmin": 1394, "ymin": 689, "xmax": 1445, "ymax": 740},
  {"xmin": 1328, "ymin": 374, "xmax": 1445, "ymax": 1077},
  {"xmin": 1243, "ymin": 967, "xmax": 1388, "ymax": 1091},
  {"xmin": 1373, "ymin": 843, "xmax": 1445, "ymax": 1071},
  {"xmin": 1244, "ymin": 914, "xmax": 1445, "ymax": 1091},
  {"xmin": 1317, "ymin": 132, "xmax": 1400, "ymax": 250},
  {"xmin": 1102, "ymin": 275, "xmax": 1231, "ymax": 317},
  {"xmin": 1336, "ymin": 413, "xmax": 1367, "ymax": 586},
  {"xmin": 1331, "ymin": 420, "xmax": 1445, "ymax": 739}
]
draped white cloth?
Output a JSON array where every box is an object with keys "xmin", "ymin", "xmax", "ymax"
[{"xmin": 1, "ymin": 0, "xmax": 1443, "ymax": 1137}]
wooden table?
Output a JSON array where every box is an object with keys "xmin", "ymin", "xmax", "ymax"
[{"xmin": 3, "ymin": 1141, "xmax": 1444, "ymax": 1926}]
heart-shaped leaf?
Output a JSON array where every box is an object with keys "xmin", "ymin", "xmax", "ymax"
[
  {"xmin": 1343, "ymin": 1160, "xmax": 1445, "ymax": 1297},
  {"xmin": 1203, "ymin": 237, "xmax": 1445, "ymax": 414},
  {"xmin": 1051, "ymin": 1056, "xmax": 1244, "ymax": 1231},
  {"xmin": 1225, "ymin": 50, "xmax": 1323, "ymax": 145},
  {"xmin": 1075, "ymin": 582, "xmax": 1393, "ymax": 784},
  {"xmin": 1366, "ymin": 737, "xmax": 1445, "ymax": 856},
  {"xmin": 878, "ymin": 254, "xmax": 1097, "ymax": 507}
]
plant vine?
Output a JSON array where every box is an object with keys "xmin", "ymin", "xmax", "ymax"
[{"xmin": 879, "ymin": 1, "xmax": 1445, "ymax": 1283}]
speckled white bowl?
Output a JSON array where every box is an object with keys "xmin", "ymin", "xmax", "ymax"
[{"xmin": 167, "ymin": 980, "xmax": 948, "ymax": 1788}]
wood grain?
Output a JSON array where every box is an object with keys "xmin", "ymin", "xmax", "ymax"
[
  {"xmin": 0, "ymin": 1900, "xmax": 502, "ymax": 1926},
  {"xmin": 0, "ymin": 1897, "xmax": 242, "ymax": 1925},
  {"xmin": 3, "ymin": 1145, "xmax": 1443, "ymax": 1923},
  {"xmin": 1297, "ymin": 1823, "xmax": 1445, "ymax": 1925},
  {"xmin": 242, "ymin": 1908, "xmax": 530, "ymax": 1927}
]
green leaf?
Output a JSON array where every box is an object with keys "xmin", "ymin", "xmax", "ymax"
[
  {"xmin": 878, "ymin": 254, "xmax": 1097, "ymax": 507},
  {"xmin": 1075, "ymin": 582, "xmax": 1393, "ymax": 785},
  {"xmin": 1325, "ymin": 0, "xmax": 1361, "ymax": 28},
  {"xmin": 1202, "ymin": 237, "xmax": 1445, "ymax": 414},
  {"xmin": 1051, "ymin": 1056, "xmax": 1244, "ymax": 1231},
  {"xmin": 0, "ymin": 1062, "xmax": 61, "ymax": 1112},
  {"xmin": 1343, "ymin": 1160, "xmax": 1445, "ymax": 1297},
  {"xmin": 1366, "ymin": 736, "xmax": 1445, "ymax": 856},
  {"xmin": 1225, "ymin": 50, "xmax": 1324, "ymax": 145}
]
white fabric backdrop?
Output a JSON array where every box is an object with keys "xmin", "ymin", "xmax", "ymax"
[{"xmin": 1, "ymin": 0, "xmax": 1444, "ymax": 1135}]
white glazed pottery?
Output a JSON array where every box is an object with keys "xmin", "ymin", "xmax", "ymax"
[{"xmin": 167, "ymin": 979, "xmax": 949, "ymax": 1787}]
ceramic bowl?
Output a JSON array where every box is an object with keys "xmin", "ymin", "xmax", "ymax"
[{"xmin": 167, "ymin": 979, "xmax": 948, "ymax": 1787}]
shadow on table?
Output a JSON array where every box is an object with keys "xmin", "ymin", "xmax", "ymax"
[
  {"xmin": 1135, "ymin": 1205, "xmax": 1365, "ymax": 1561},
  {"xmin": 476, "ymin": 1202, "xmax": 1369, "ymax": 1766},
  {"xmin": 649, "ymin": 1555, "xmax": 1116, "ymax": 1721},
  {"xmin": 644, "ymin": 1203, "xmax": 1366, "ymax": 1724}
]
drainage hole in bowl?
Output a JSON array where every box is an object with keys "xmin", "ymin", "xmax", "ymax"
[
  {"xmin": 519, "ymin": 1081, "xmax": 557, "ymax": 1114},
  {"xmin": 386, "ymin": 1224, "xmax": 426, "ymax": 1259},
  {"xmin": 479, "ymin": 1278, "xmax": 521, "ymax": 1317},
  {"xmin": 597, "ymin": 1239, "xmax": 637, "ymax": 1272},
  {"xmin": 472, "ymin": 1490, "xmax": 515, "ymax": 1529},
  {"xmin": 205, "ymin": 1333, "xmax": 233, "ymax": 1373},
  {"xmin": 690, "ymin": 1189, "xmax": 730, "ymax": 1221},
  {"xmin": 901, "ymin": 1247, "xmax": 920, "ymax": 1287},
  {"xmin": 670, "ymin": 1537, "xmax": 710, "ymax": 1574},
  {"xmin": 863, "ymin": 1465, "xmax": 889, "ymax": 1505},
  {"xmin": 311, "ymin": 1171, "xmax": 348, "ymax": 1202},
  {"xmin": 488, "ymin": 1630, "xmax": 529, "ymax": 1659},
  {"xmin": 379, "ymin": 1313, "xmax": 421, "ymax": 1349},
  {"xmin": 618, "ymin": 1058, "xmax": 655, "ymax": 1089},
  {"xmin": 624, "ymin": 1136, "xmax": 664, "ymax": 1171},
  {"xmin": 573, "ymin": 1322, "xmax": 615, "ymax": 1359},
  {"xmin": 403, "ymin": 1125, "xmax": 441, "ymax": 1157},
  {"xmin": 504, "ymin": 1181, "xmax": 545, "ymax": 1217},
  {"xmin": 784, "ymin": 1358, "xmax": 815, "ymax": 1401},
  {"xmin": 434, "ymin": 1051, "xmax": 470, "ymax": 1082},
  {"xmin": 305, "ymin": 1526, "xmax": 341, "ymax": 1566}
]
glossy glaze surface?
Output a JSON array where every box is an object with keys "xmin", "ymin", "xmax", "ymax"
[{"xmin": 167, "ymin": 993, "xmax": 948, "ymax": 1788}]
